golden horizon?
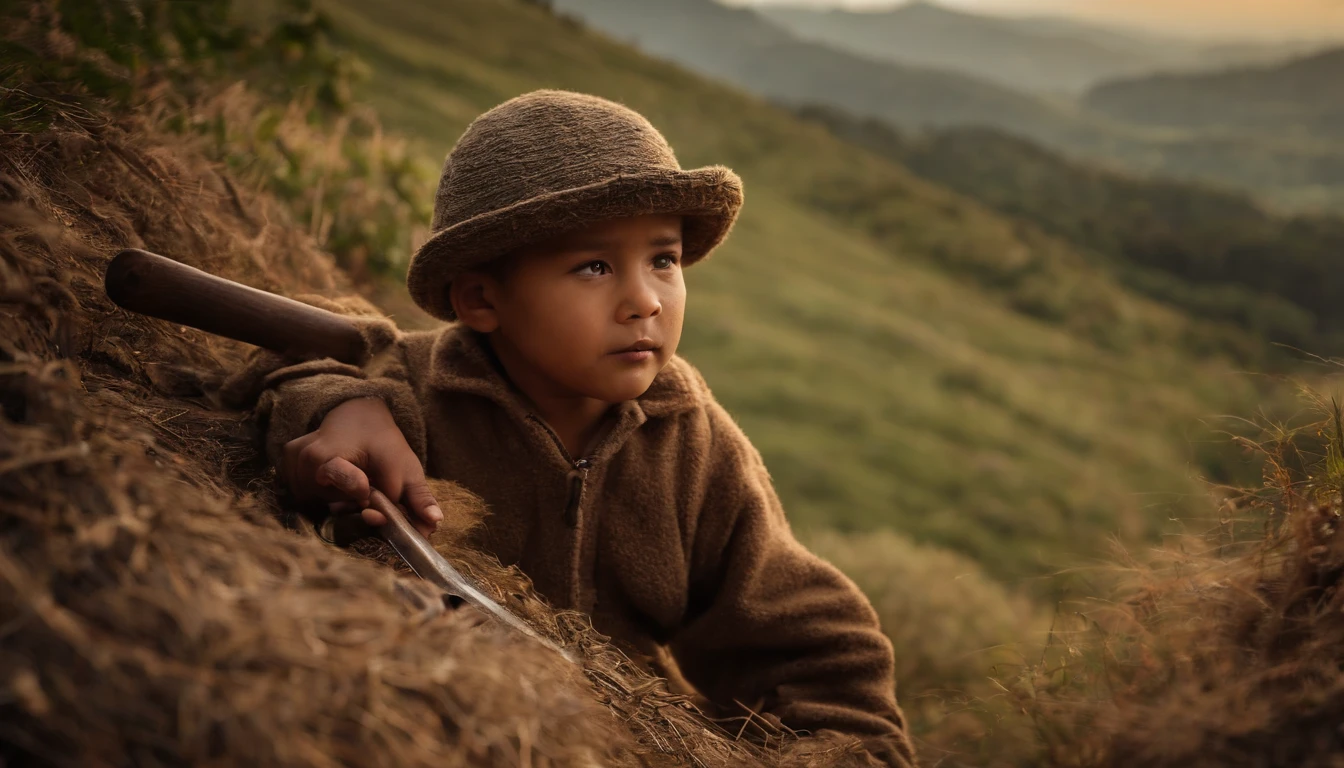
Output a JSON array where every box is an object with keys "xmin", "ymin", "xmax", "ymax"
[{"xmin": 734, "ymin": 0, "xmax": 1344, "ymax": 40}]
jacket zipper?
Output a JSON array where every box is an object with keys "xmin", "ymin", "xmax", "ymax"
[
  {"xmin": 528, "ymin": 414, "xmax": 596, "ymax": 529},
  {"xmin": 564, "ymin": 457, "xmax": 592, "ymax": 529}
]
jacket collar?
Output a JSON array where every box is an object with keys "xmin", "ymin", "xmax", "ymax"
[{"xmin": 425, "ymin": 323, "xmax": 706, "ymax": 422}]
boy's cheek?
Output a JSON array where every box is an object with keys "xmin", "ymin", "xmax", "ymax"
[{"xmin": 659, "ymin": 310, "xmax": 685, "ymax": 359}]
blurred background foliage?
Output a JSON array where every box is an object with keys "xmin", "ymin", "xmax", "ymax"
[
  {"xmin": 7, "ymin": 0, "xmax": 1343, "ymax": 761},
  {"xmin": 1, "ymin": 0, "xmax": 436, "ymax": 279}
]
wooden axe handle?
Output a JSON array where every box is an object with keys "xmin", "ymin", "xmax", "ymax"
[
  {"xmin": 102, "ymin": 249, "xmax": 570, "ymax": 660},
  {"xmin": 104, "ymin": 248, "xmax": 368, "ymax": 365}
]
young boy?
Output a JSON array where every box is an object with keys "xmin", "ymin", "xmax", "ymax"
[{"xmin": 256, "ymin": 90, "xmax": 915, "ymax": 766}]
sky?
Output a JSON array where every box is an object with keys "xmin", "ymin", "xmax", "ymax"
[{"xmin": 730, "ymin": 0, "xmax": 1344, "ymax": 40}]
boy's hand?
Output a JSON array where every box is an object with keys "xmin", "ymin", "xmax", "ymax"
[{"xmin": 281, "ymin": 396, "xmax": 443, "ymax": 538}]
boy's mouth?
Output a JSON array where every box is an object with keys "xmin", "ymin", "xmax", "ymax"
[
  {"xmin": 612, "ymin": 339, "xmax": 658, "ymax": 354},
  {"xmin": 610, "ymin": 339, "xmax": 659, "ymax": 361}
]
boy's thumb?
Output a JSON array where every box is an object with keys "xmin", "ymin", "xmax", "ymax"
[
  {"xmin": 318, "ymin": 457, "xmax": 370, "ymax": 503},
  {"xmin": 404, "ymin": 478, "xmax": 444, "ymax": 525}
]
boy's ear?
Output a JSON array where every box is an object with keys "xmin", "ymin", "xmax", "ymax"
[{"xmin": 449, "ymin": 271, "xmax": 501, "ymax": 333}]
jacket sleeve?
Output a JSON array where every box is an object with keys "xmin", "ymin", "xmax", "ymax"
[
  {"xmin": 219, "ymin": 305, "xmax": 431, "ymax": 470},
  {"xmin": 669, "ymin": 401, "xmax": 917, "ymax": 768}
]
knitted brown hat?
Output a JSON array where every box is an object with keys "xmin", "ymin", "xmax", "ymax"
[{"xmin": 406, "ymin": 90, "xmax": 744, "ymax": 321}]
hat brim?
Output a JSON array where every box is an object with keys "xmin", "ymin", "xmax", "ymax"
[{"xmin": 407, "ymin": 166, "xmax": 743, "ymax": 321}]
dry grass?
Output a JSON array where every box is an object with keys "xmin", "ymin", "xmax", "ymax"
[
  {"xmin": 804, "ymin": 410, "xmax": 1344, "ymax": 768},
  {"xmin": 0, "ymin": 49, "xmax": 876, "ymax": 767},
  {"xmin": 1002, "ymin": 410, "xmax": 1344, "ymax": 768}
]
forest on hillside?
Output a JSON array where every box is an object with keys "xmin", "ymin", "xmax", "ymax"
[{"xmin": 796, "ymin": 105, "xmax": 1344, "ymax": 365}]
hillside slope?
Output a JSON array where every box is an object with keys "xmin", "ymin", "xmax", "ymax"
[
  {"xmin": 1086, "ymin": 46, "xmax": 1344, "ymax": 140},
  {"xmin": 292, "ymin": 0, "xmax": 1299, "ymax": 582}
]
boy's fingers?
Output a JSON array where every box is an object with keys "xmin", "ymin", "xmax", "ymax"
[
  {"xmin": 328, "ymin": 500, "xmax": 360, "ymax": 517},
  {"xmin": 281, "ymin": 432, "xmax": 320, "ymax": 497},
  {"xmin": 402, "ymin": 477, "xmax": 444, "ymax": 527},
  {"xmin": 316, "ymin": 457, "xmax": 370, "ymax": 504},
  {"xmin": 359, "ymin": 504, "xmax": 435, "ymax": 539}
]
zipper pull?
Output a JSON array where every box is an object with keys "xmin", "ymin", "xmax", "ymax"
[{"xmin": 563, "ymin": 458, "xmax": 593, "ymax": 528}]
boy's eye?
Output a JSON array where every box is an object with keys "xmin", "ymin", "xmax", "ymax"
[
  {"xmin": 576, "ymin": 260, "xmax": 611, "ymax": 276},
  {"xmin": 652, "ymin": 254, "xmax": 679, "ymax": 269}
]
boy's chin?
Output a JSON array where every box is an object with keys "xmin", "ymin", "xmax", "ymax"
[{"xmin": 585, "ymin": 369, "xmax": 660, "ymax": 403}]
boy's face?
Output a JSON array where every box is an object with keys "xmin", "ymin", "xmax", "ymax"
[{"xmin": 453, "ymin": 214, "xmax": 686, "ymax": 403}]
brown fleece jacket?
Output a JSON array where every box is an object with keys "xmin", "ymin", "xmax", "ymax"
[{"xmin": 242, "ymin": 318, "xmax": 915, "ymax": 767}]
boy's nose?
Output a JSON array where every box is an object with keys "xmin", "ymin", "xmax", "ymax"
[{"xmin": 619, "ymin": 277, "xmax": 662, "ymax": 321}]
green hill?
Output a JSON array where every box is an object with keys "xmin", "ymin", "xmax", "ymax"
[
  {"xmin": 256, "ymin": 0, "xmax": 1305, "ymax": 584},
  {"xmin": 1086, "ymin": 46, "xmax": 1344, "ymax": 141},
  {"xmin": 795, "ymin": 106, "xmax": 1344, "ymax": 361}
]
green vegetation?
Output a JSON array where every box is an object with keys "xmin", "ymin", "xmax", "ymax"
[
  {"xmin": 1083, "ymin": 46, "xmax": 1344, "ymax": 210},
  {"xmin": 0, "ymin": 0, "xmax": 437, "ymax": 280},
  {"xmin": 797, "ymin": 108, "xmax": 1344, "ymax": 365}
]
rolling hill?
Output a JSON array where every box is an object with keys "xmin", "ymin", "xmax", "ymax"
[
  {"xmin": 258, "ymin": 0, "xmax": 1308, "ymax": 584},
  {"xmin": 1087, "ymin": 45, "xmax": 1344, "ymax": 141}
]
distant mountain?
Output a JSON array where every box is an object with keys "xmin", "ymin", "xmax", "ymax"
[
  {"xmin": 548, "ymin": 0, "xmax": 1094, "ymax": 142},
  {"xmin": 1086, "ymin": 46, "xmax": 1344, "ymax": 140},
  {"xmin": 758, "ymin": 2, "xmax": 1324, "ymax": 95},
  {"xmin": 761, "ymin": 2, "xmax": 1158, "ymax": 94},
  {"xmin": 1000, "ymin": 14, "xmax": 1329, "ymax": 72}
]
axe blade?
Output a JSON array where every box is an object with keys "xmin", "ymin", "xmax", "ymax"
[{"xmin": 368, "ymin": 490, "xmax": 576, "ymax": 663}]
